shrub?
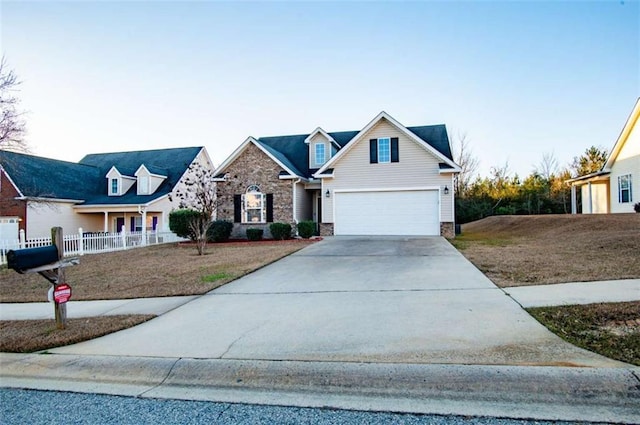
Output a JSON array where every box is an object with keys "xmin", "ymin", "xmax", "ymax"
[
  {"xmin": 269, "ymin": 222, "xmax": 292, "ymax": 240},
  {"xmin": 635, "ymin": 202, "xmax": 640, "ymax": 213},
  {"xmin": 246, "ymin": 228, "xmax": 264, "ymax": 241},
  {"xmin": 297, "ymin": 220, "xmax": 317, "ymax": 239},
  {"xmin": 169, "ymin": 209, "xmax": 203, "ymax": 241},
  {"xmin": 207, "ymin": 220, "xmax": 234, "ymax": 243}
]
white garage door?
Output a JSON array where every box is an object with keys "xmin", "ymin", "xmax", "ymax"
[
  {"xmin": 0, "ymin": 217, "xmax": 19, "ymax": 242},
  {"xmin": 334, "ymin": 190, "xmax": 440, "ymax": 236}
]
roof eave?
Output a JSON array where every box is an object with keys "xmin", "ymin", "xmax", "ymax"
[{"xmin": 566, "ymin": 171, "xmax": 611, "ymax": 184}]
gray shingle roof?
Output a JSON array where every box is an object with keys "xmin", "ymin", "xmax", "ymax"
[
  {"xmin": 0, "ymin": 150, "xmax": 101, "ymax": 200},
  {"xmin": 255, "ymin": 125, "xmax": 451, "ymax": 178},
  {"xmin": 79, "ymin": 147, "xmax": 202, "ymax": 205},
  {"xmin": 0, "ymin": 147, "xmax": 203, "ymax": 205}
]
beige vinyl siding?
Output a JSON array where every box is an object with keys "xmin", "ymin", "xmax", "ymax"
[
  {"xmin": 610, "ymin": 122, "xmax": 640, "ymax": 213},
  {"xmin": 27, "ymin": 201, "xmax": 103, "ymax": 238},
  {"xmin": 294, "ymin": 181, "xmax": 312, "ymax": 222},
  {"xmin": 581, "ymin": 182, "xmax": 609, "ymax": 214},
  {"xmin": 322, "ymin": 118, "xmax": 454, "ymax": 222}
]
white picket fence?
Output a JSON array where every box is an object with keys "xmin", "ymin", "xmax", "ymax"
[{"xmin": 0, "ymin": 228, "xmax": 186, "ymax": 266}]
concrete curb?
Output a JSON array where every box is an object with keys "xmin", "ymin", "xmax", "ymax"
[{"xmin": 2, "ymin": 353, "xmax": 639, "ymax": 423}]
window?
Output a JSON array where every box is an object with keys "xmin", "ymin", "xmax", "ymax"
[
  {"xmin": 243, "ymin": 185, "xmax": 265, "ymax": 223},
  {"xmin": 618, "ymin": 174, "xmax": 633, "ymax": 203},
  {"xmin": 139, "ymin": 176, "xmax": 149, "ymax": 194},
  {"xmin": 315, "ymin": 143, "xmax": 326, "ymax": 165},
  {"xmin": 369, "ymin": 137, "xmax": 399, "ymax": 164},
  {"xmin": 378, "ymin": 138, "xmax": 391, "ymax": 163},
  {"xmin": 110, "ymin": 178, "xmax": 118, "ymax": 195}
]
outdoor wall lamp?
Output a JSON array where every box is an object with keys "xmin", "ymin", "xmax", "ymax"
[
  {"xmin": 325, "ymin": 189, "xmax": 331, "ymax": 198},
  {"xmin": 443, "ymin": 186, "xmax": 449, "ymax": 195}
]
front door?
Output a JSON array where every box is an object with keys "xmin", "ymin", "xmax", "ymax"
[{"xmin": 116, "ymin": 217, "xmax": 125, "ymax": 233}]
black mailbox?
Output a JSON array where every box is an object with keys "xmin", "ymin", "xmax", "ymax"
[{"xmin": 7, "ymin": 246, "xmax": 59, "ymax": 272}]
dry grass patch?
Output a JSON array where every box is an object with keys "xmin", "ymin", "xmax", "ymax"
[
  {"xmin": 0, "ymin": 240, "xmax": 314, "ymax": 302},
  {"xmin": 527, "ymin": 302, "xmax": 640, "ymax": 366},
  {"xmin": 0, "ymin": 315, "xmax": 155, "ymax": 353},
  {"xmin": 454, "ymin": 214, "xmax": 640, "ymax": 287}
]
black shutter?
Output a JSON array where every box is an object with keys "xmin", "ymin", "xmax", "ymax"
[
  {"xmin": 369, "ymin": 139, "xmax": 378, "ymax": 163},
  {"xmin": 130, "ymin": 217, "xmax": 135, "ymax": 232},
  {"xmin": 266, "ymin": 194, "xmax": 274, "ymax": 222},
  {"xmin": 391, "ymin": 137, "xmax": 399, "ymax": 162},
  {"xmin": 233, "ymin": 195, "xmax": 242, "ymax": 223}
]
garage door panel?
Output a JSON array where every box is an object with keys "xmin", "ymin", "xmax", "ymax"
[{"xmin": 334, "ymin": 190, "xmax": 439, "ymax": 236}]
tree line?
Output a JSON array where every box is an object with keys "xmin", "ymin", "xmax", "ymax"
[{"xmin": 454, "ymin": 135, "xmax": 608, "ymax": 224}]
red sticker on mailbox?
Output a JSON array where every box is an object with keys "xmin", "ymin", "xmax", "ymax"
[{"xmin": 54, "ymin": 284, "xmax": 72, "ymax": 303}]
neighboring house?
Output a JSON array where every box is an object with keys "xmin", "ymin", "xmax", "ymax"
[
  {"xmin": 215, "ymin": 111, "xmax": 460, "ymax": 238},
  {"xmin": 0, "ymin": 147, "xmax": 213, "ymax": 239},
  {"xmin": 569, "ymin": 98, "xmax": 640, "ymax": 214}
]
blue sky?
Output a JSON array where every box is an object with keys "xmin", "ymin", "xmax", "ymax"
[{"xmin": 1, "ymin": 1, "xmax": 638, "ymax": 178}]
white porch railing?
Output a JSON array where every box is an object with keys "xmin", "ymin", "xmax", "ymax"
[{"xmin": 0, "ymin": 228, "xmax": 186, "ymax": 266}]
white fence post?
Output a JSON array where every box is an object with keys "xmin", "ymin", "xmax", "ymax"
[
  {"xmin": 19, "ymin": 229, "xmax": 26, "ymax": 249},
  {"xmin": 78, "ymin": 227, "xmax": 84, "ymax": 256}
]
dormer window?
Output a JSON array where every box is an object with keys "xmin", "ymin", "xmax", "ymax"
[
  {"xmin": 139, "ymin": 176, "xmax": 149, "ymax": 195},
  {"xmin": 315, "ymin": 143, "xmax": 326, "ymax": 166},
  {"xmin": 110, "ymin": 178, "xmax": 119, "ymax": 195}
]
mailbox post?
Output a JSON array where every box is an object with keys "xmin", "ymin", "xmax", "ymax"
[
  {"xmin": 6, "ymin": 226, "xmax": 78, "ymax": 329},
  {"xmin": 52, "ymin": 227, "xmax": 67, "ymax": 329}
]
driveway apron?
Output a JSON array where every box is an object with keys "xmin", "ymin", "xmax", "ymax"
[{"xmin": 52, "ymin": 237, "xmax": 624, "ymax": 367}]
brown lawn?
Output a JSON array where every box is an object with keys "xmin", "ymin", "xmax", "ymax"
[
  {"xmin": 0, "ymin": 239, "xmax": 315, "ymax": 302},
  {"xmin": 453, "ymin": 214, "xmax": 640, "ymax": 287},
  {"xmin": 0, "ymin": 315, "xmax": 155, "ymax": 353},
  {"xmin": 0, "ymin": 239, "xmax": 314, "ymax": 352}
]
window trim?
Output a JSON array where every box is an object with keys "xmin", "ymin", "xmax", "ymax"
[
  {"xmin": 618, "ymin": 174, "xmax": 633, "ymax": 203},
  {"xmin": 242, "ymin": 185, "xmax": 266, "ymax": 223},
  {"xmin": 110, "ymin": 178, "xmax": 119, "ymax": 195},
  {"xmin": 139, "ymin": 175, "xmax": 149, "ymax": 195},
  {"xmin": 315, "ymin": 143, "xmax": 326, "ymax": 166},
  {"xmin": 377, "ymin": 138, "xmax": 391, "ymax": 163}
]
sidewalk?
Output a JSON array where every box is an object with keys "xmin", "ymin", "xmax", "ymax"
[
  {"xmin": 0, "ymin": 296, "xmax": 197, "ymax": 321},
  {"xmin": 504, "ymin": 279, "xmax": 640, "ymax": 308},
  {"xmin": 2, "ymin": 279, "xmax": 638, "ymax": 321}
]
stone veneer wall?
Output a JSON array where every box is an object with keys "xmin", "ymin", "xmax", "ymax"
[
  {"xmin": 216, "ymin": 143, "xmax": 294, "ymax": 239},
  {"xmin": 319, "ymin": 223, "xmax": 334, "ymax": 236},
  {"xmin": 440, "ymin": 222, "xmax": 454, "ymax": 239}
]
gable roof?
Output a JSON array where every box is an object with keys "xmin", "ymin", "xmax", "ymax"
[
  {"xmin": 604, "ymin": 97, "xmax": 640, "ymax": 170},
  {"xmin": 0, "ymin": 150, "xmax": 102, "ymax": 201},
  {"xmin": 216, "ymin": 113, "xmax": 455, "ymax": 180},
  {"xmin": 0, "ymin": 146, "xmax": 205, "ymax": 205},
  {"xmin": 317, "ymin": 111, "xmax": 459, "ymax": 175}
]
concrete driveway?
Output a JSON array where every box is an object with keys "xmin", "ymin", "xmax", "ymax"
[{"xmin": 52, "ymin": 237, "xmax": 623, "ymax": 367}]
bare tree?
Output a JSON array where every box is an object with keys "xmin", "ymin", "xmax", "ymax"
[
  {"xmin": 169, "ymin": 161, "xmax": 217, "ymax": 255},
  {"xmin": 0, "ymin": 57, "xmax": 26, "ymax": 152},
  {"xmin": 535, "ymin": 151, "xmax": 559, "ymax": 180},
  {"xmin": 451, "ymin": 132, "xmax": 479, "ymax": 197}
]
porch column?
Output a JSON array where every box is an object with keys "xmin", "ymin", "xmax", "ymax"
[
  {"xmin": 141, "ymin": 209, "xmax": 147, "ymax": 245},
  {"xmin": 161, "ymin": 211, "xmax": 166, "ymax": 232},
  {"xmin": 103, "ymin": 211, "xmax": 109, "ymax": 232},
  {"xmin": 570, "ymin": 185, "xmax": 577, "ymax": 214},
  {"xmin": 587, "ymin": 182, "xmax": 593, "ymax": 214}
]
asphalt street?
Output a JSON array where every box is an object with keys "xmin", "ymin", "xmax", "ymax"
[{"xmin": 0, "ymin": 388, "xmax": 590, "ymax": 425}]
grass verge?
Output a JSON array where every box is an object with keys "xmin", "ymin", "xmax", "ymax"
[
  {"xmin": 527, "ymin": 301, "xmax": 640, "ymax": 366},
  {"xmin": 0, "ymin": 240, "xmax": 314, "ymax": 302},
  {"xmin": 0, "ymin": 315, "xmax": 155, "ymax": 353}
]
